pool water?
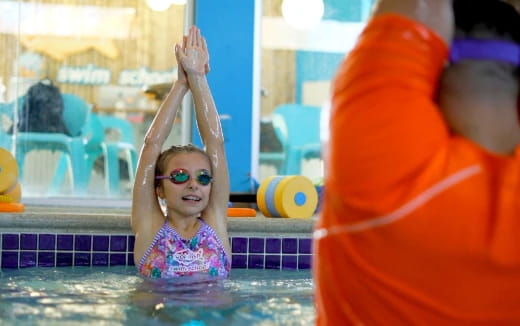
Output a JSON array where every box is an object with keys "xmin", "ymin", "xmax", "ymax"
[{"xmin": 0, "ymin": 266, "xmax": 315, "ymax": 325}]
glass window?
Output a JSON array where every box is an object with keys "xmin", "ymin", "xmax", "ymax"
[
  {"xmin": 258, "ymin": 0, "xmax": 372, "ymax": 185},
  {"xmin": 0, "ymin": 0, "xmax": 187, "ymax": 201}
]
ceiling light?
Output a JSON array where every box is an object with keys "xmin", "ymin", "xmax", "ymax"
[{"xmin": 281, "ymin": 0, "xmax": 324, "ymax": 30}]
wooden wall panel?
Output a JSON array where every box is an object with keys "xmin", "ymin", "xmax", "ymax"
[
  {"xmin": 0, "ymin": 0, "xmax": 185, "ymax": 106},
  {"xmin": 260, "ymin": 0, "xmax": 295, "ymax": 118}
]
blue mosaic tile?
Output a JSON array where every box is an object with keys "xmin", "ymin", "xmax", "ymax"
[
  {"xmin": 128, "ymin": 236, "xmax": 135, "ymax": 251},
  {"xmin": 248, "ymin": 254, "xmax": 264, "ymax": 269},
  {"xmin": 93, "ymin": 253, "xmax": 109, "ymax": 266},
  {"xmin": 282, "ymin": 238, "xmax": 298, "ymax": 254},
  {"xmin": 20, "ymin": 234, "xmax": 37, "ymax": 250},
  {"xmin": 1, "ymin": 232, "xmax": 315, "ymax": 270},
  {"xmin": 127, "ymin": 253, "xmax": 135, "ymax": 266},
  {"xmin": 298, "ymin": 255, "xmax": 312, "ymax": 269},
  {"xmin": 57, "ymin": 235, "xmax": 74, "ymax": 251},
  {"xmin": 2, "ymin": 234, "xmax": 19, "ymax": 250},
  {"xmin": 20, "ymin": 251, "xmax": 37, "ymax": 268},
  {"xmin": 231, "ymin": 237, "xmax": 247, "ymax": 253},
  {"xmin": 93, "ymin": 236, "xmax": 109, "ymax": 251},
  {"xmin": 39, "ymin": 234, "xmax": 55, "ymax": 250},
  {"xmin": 282, "ymin": 255, "xmax": 297, "ymax": 270},
  {"xmin": 231, "ymin": 254, "xmax": 247, "ymax": 268},
  {"xmin": 75, "ymin": 235, "xmax": 92, "ymax": 251},
  {"xmin": 2, "ymin": 252, "xmax": 18, "ymax": 268},
  {"xmin": 74, "ymin": 253, "xmax": 91, "ymax": 266},
  {"xmin": 110, "ymin": 253, "xmax": 126, "ymax": 266},
  {"xmin": 110, "ymin": 236, "xmax": 127, "ymax": 252},
  {"xmin": 249, "ymin": 238, "xmax": 264, "ymax": 254},
  {"xmin": 266, "ymin": 238, "xmax": 281, "ymax": 253},
  {"xmin": 38, "ymin": 252, "xmax": 55, "ymax": 267},
  {"xmin": 265, "ymin": 255, "xmax": 281, "ymax": 269},
  {"xmin": 57, "ymin": 252, "xmax": 73, "ymax": 267},
  {"xmin": 299, "ymin": 238, "xmax": 312, "ymax": 254}
]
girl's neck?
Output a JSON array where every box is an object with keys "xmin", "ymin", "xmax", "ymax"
[{"xmin": 166, "ymin": 214, "xmax": 201, "ymax": 236}]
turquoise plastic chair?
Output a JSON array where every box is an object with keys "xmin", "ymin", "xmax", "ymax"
[
  {"xmin": 268, "ymin": 104, "xmax": 322, "ymax": 175},
  {"xmin": 1, "ymin": 93, "xmax": 92, "ymax": 195},
  {"xmin": 96, "ymin": 114, "xmax": 138, "ymax": 196},
  {"xmin": 49, "ymin": 109, "xmax": 105, "ymax": 195},
  {"xmin": 52, "ymin": 113, "xmax": 137, "ymax": 196}
]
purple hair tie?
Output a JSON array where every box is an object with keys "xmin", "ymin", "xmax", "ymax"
[{"xmin": 449, "ymin": 39, "xmax": 520, "ymax": 66}]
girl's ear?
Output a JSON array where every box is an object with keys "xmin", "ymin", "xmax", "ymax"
[{"xmin": 155, "ymin": 184, "xmax": 164, "ymax": 199}]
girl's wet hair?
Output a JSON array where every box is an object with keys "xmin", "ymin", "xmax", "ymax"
[{"xmin": 155, "ymin": 144, "xmax": 211, "ymax": 186}]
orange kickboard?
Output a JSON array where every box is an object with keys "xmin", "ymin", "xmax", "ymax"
[
  {"xmin": 227, "ymin": 208, "xmax": 257, "ymax": 217},
  {"xmin": 0, "ymin": 202, "xmax": 25, "ymax": 212}
]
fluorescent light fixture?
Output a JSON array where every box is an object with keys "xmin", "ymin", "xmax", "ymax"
[
  {"xmin": 0, "ymin": 1, "xmax": 135, "ymax": 39},
  {"xmin": 146, "ymin": 0, "xmax": 171, "ymax": 11},
  {"xmin": 281, "ymin": 0, "xmax": 324, "ymax": 30},
  {"xmin": 146, "ymin": 0, "xmax": 186, "ymax": 12}
]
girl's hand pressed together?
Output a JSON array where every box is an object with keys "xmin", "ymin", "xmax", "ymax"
[
  {"xmin": 174, "ymin": 36, "xmax": 188, "ymax": 86},
  {"xmin": 177, "ymin": 26, "xmax": 209, "ymax": 76}
]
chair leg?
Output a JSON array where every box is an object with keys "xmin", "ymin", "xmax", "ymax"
[
  {"xmin": 49, "ymin": 153, "xmax": 70, "ymax": 195},
  {"xmin": 104, "ymin": 145, "xmax": 121, "ymax": 196},
  {"xmin": 284, "ymin": 149, "xmax": 303, "ymax": 175},
  {"xmin": 69, "ymin": 141, "xmax": 88, "ymax": 195},
  {"xmin": 129, "ymin": 150, "xmax": 137, "ymax": 182}
]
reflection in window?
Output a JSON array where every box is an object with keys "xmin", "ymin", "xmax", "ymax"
[
  {"xmin": 259, "ymin": 0, "xmax": 373, "ymax": 184},
  {"xmin": 0, "ymin": 0, "xmax": 185, "ymax": 199}
]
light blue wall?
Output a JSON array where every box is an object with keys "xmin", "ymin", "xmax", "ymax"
[{"xmin": 193, "ymin": 1, "xmax": 257, "ymax": 193}]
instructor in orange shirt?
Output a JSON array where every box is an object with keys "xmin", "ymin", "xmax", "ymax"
[{"xmin": 313, "ymin": 0, "xmax": 520, "ymax": 324}]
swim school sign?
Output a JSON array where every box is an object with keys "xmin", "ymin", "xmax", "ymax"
[{"xmin": 57, "ymin": 64, "xmax": 177, "ymax": 86}]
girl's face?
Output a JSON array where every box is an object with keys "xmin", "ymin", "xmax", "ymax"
[{"xmin": 157, "ymin": 151, "xmax": 212, "ymax": 218}]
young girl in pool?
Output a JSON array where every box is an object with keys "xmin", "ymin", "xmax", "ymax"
[{"xmin": 131, "ymin": 26, "xmax": 231, "ymax": 278}]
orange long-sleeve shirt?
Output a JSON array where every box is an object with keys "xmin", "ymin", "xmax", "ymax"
[{"xmin": 314, "ymin": 14, "xmax": 520, "ymax": 325}]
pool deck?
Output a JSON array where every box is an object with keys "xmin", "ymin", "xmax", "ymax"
[{"xmin": 0, "ymin": 205, "xmax": 316, "ymax": 236}]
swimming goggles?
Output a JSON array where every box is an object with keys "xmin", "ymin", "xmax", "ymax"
[
  {"xmin": 155, "ymin": 168, "xmax": 213, "ymax": 186},
  {"xmin": 449, "ymin": 39, "xmax": 520, "ymax": 66}
]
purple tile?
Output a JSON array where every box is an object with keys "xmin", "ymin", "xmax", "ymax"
[
  {"xmin": 74, "ymin": 253, "xmax": 91, "ymax": 266},
  {"xmin": 298, "ymin": 255, "xmax": 312, "ymax": 270},
  {"xmin": 128, "ymin": 236, "xmax": 135, "ymax": 251},
  {"xmin": 2, "ymin": 234, "xmax": 19, "ymax": 250},
  {"xmin": 57, "ymin": 253, "xmax": 73, "ymax": 267},
  {"xmin": 127, "ymin": 253, "xmax": 135, "ymax": 266},
  {"xmin": 39, "ymin": 234, "xmax": 56, "ymax": 250},
  {"xmin": 231, "ymin": 254, "xmax": 247, "ymax": 268},
  {"xmin": 232, "ymin": 237, "xmax": 247, "ymax": 253},
  {"xmin": 282, "ymin": 255, "xmax": 297, "ymax": 270},
  {"xmin": 38, "ymin": 252, "xmax": 55, "ymax": 267},
  {"xmin": 93, "ymin": 253, "xmax": 108, "ymax": 266},
  {"xmin": 248, "ymin": 254, "xmax": 264, "ymax": 269},
  {"xmin": 93, "ymin": 236, "xmax": 109, "ymax": 251},
  {"xmin": 2, "ymin": 252, "xmax": 18, "ymax": 268},
  {"xmin": 110, "ymin": 236, "xmax": 127, "ymax": 252},
  {"xmin": 266, "ymin": 238, "xmax": 281, "ymax": 253},
  {"xmin": 20, "ymin": 234, "xmax": 37, "ymax": 250},
  {"xmin": 282, "ymin": 238, "xmax": 298, "ymax": 254},
  {"xmin": 110, "ymin": 253, "xmax": 126, "ymax": 266},
  {"xmin": 75, "ymin": 235, "xmax": 92, "ymax": 251},
  {"xmin": 20, "ymin": 251, "xmax": 37, "ymax": 268},
  {"xmin": 57, "ymin": 235, "xmax": 74, "ymax": 251},
  {"xmin": 249, "ymin": 238, "xmax": 264, "ymax": 254},
  {"xmin": 265, "ymin": 255, "xmax": 281, "ymax": 269},
  {"xmin": 298, "ymin": 239, "xmax": 312, "ymax": 254}
]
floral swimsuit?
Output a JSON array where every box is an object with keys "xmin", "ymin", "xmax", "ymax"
[{"xmin": 138, "ymin": 220, "xmax": 230, "ymax": 278}]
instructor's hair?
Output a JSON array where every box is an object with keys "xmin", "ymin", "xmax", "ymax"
[
  {"xmin": 454, "ymin": 0, "xmax": 520, "ymax": 42},
  {"xmin": 453, "ymin": 0, "xmax": 520, "ymax": 76}
]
